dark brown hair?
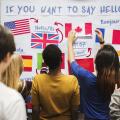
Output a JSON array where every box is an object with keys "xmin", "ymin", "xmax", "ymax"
[
  {"xmin": 0, "ymin": 25, "xmax": 16, "ymax": 62},
  {"xmin": 95, "ymin": 44, "xmax": 120, "ymax": 101}
]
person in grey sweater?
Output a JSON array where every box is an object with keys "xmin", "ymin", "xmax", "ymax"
[{"xmin": 109, "ymin": 84, "xmax": 120, "ymax": 120}]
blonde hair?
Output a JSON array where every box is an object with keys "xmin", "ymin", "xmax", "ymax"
[{"xmin": 2, "ymin": 54, "xmax": 23, "ymax": 90}]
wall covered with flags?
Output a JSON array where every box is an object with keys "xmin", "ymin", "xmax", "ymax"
[{"xmin": 0, "ymin": 0, "xmax": 120, "ymax": 81}]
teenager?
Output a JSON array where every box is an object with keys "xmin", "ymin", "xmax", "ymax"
[
  {"xmin": 32, "ymin": 44, "xmax": 80, "ymax": 120},
  {"xmin": 68, "ymin": 29, "xmax": 120, "ymax": 119},
  {"xmin": 0, "ymin": 25, "xmax": 26, "ymax": 120}
]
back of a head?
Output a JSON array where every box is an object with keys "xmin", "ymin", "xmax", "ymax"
[
  {"xmin": 2, "ymin": 54, "xmax": 23, "ymax": 90},
  {"xmin": 11, "ymin": 54, "xmax": 23, "ymax": 75},
  {"xmin": 42, "ymin": 44, "xmax": 62, "ymax": 70},
  {"xmin": 95, "ymin": 44, "xmax": 120, "ymax": 100},
  {"xmin": 0, "ymin": 25, "xmax": 16, "ymax": 62}
]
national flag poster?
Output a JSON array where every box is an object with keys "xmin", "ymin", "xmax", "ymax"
[
  {"xmin": 95, "ymin": 28, "xmax": 105, "ymax": 43},
  {"xmin": 37, "ymin": 53, "xmax": 43, "ymax": 70},
  {"xmin": 76, "ymin": 58, "xmax": 94, "ymax": 72},
  {"xmin": 112, "ymin": 30, "xmax": 120, "ymax": 44},
  {"xmin": 68, "ymin": 58, "xmax": 94, "ymax": 74},
  {"xmin": 65, "ymin": 23, "xmax": 92, "ymax": 38},
  {"xmin": 21, "ymin": 55, "xmax": 32, "ymax": 72},
  {"xmin": 31, "ymin": 33, "xmax": 59, "ymax": 49},
  {"xmin": 37, "ymin": 53, "xmax": 65, "ymax": 70},
  {"xmin": 61, "ymin": 53, "xmax": 65, "ymax": 69},
  {"xmin": 85, "ymin": 23, "xmax": 92, "ymax": 35},
  {"xmin": 4, "ymin": 19, "xmax": 30, "ymax": 35}
]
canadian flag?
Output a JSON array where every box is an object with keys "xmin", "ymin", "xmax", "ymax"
[{"xmin": 65, "ymin": 23, "xmax": 92, "ymax": 38}]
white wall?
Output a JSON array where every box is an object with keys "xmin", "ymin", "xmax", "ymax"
[{"xmin": 1, "ymin": 0, "xmax": 120, "ymax": 80}]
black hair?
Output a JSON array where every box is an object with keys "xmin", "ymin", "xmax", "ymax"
[{"xmin": 42, "ymin": 44, "xmax": 62, "ymax": 70}]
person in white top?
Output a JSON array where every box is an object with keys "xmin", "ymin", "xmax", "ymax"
[
  {"xmin": 109, "ymin": 84, "xmax": 120, "ymax": 120},
  {"xmin": 0, "ymin": 25, "xmax": 27, "ymax": 120}
]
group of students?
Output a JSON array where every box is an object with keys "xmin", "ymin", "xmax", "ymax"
[
  {"xmin": 32, "ymin": 30, "xmax": 120, "ymax": 120},
  {"xmin": 0, "ymin": 24, "xmax": 120, "ymax": 120}
]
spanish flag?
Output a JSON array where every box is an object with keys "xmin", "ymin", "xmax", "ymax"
[{"xmin": 21, "ymin": 55, "xmax": 32, "ymax": 72}]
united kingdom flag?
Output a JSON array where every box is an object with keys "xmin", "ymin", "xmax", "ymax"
[{"xmin": 31, "ymin": 33, "xmax": 59, "ymax": 49}]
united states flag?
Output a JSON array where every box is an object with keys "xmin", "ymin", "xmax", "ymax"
[
  {"xmin": 4, "ymin": 19, "xmax": 30, "ymax": 35},
  {"xmin": 31, "ymin": 33, "xmax": 59, "ymax": 49}
]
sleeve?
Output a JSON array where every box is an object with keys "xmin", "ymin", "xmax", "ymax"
[
  {"xmin": 5, "ymin": 96, "xmax": 27, "ymax": 120},
  {"xmin": 32, "ymin": 76, "xmax": 40, "ymax": 106},
  {"xmin": 70, "ymin": 61, "xmax": 93, "ymax": 85},
  {"xmin": 109, "ymin": 91, "xmax": 120, "ymax": 120},
  {"xmin": 71, "ymin": 76, "xmax": 80, "ymax": 106}
]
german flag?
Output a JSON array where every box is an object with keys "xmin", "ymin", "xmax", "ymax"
[{"xmin": 21, "ymin": 55, "xmax": 32, "ymax": 72}]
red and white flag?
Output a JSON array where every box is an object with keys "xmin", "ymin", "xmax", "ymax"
[
  {"xmin": 4, "ymin": 19, "xmax": 30, "ymax": 35},
  {"xmin": 65, "ymin": 23, "xmax": 92, "ymax": 38}
]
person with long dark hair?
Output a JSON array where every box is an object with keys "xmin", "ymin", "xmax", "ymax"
[
  {"xmin": 68, "ymin": 29, "xmax": 120, "ymax": 119},
  {"xmin": 32, "ymin": 44, "xmax": 80, "ymax": 120}
]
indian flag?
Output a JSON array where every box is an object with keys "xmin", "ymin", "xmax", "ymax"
[{"xmin": 21, "ymin": 55, "xmax": 32, "ymax": 72}]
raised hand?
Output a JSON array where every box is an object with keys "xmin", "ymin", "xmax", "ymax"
[
  {"xmin": 95, "ymin": 29, "xmax": 104, "ymax": 43},
  {"xmin": 68, "ymin": 31, "xmax": 76, "ymax": 44}
]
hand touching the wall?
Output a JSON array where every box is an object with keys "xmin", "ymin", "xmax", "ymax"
[
  {"xmin": 68, "ymin": 30, "xmax": 76, "ymax": 63},
  {"xmin": 95, "ymin": 29, "xmax": 104, "ymax": 48},
  {"xmin": 68, "ymin": 31, "xmax": 76, "ymax": 44},
  {"xmin": 95, "ymin": 29, "xmax": 104, "ymax": 43}
]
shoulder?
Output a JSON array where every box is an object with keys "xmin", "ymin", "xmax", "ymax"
[
  {"xmin": 34, "ymin": 74, "xmax": 47, "ymax": 79},
  {"xmin": 71, "ymin": 61, "xmax": 94, "ymax": 78},
  {"xmin": 33, "ymin": 74, "xmax": 47, "ymax": 81},
  {"xmin": 61, "ymin": 75, "xmax": 79, "ymax": 92},
  {"xmin": 1, "ymin": 83, "xmax": 24, "ymax": 100},
  {"xmin": 0, "ymin": 82, "xmax": 25, "ymax": 107},
  {"xmin": 32, "ymin": 74, "xmax": 48, "ymax": 86},
  {"xmin": 66, "ymin": 74, "xmax": 77, "ymax": 80},
  {"xmin": 61, "ymin": 74, "xmax": 78, "ymax": 84},
  {"xmin": 61, "ymin": 74, "xmax": 76, "ymax": 79},
  {"xmin": 111, "ymin": 89, "xmax": 120, "ymax": 100}
]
